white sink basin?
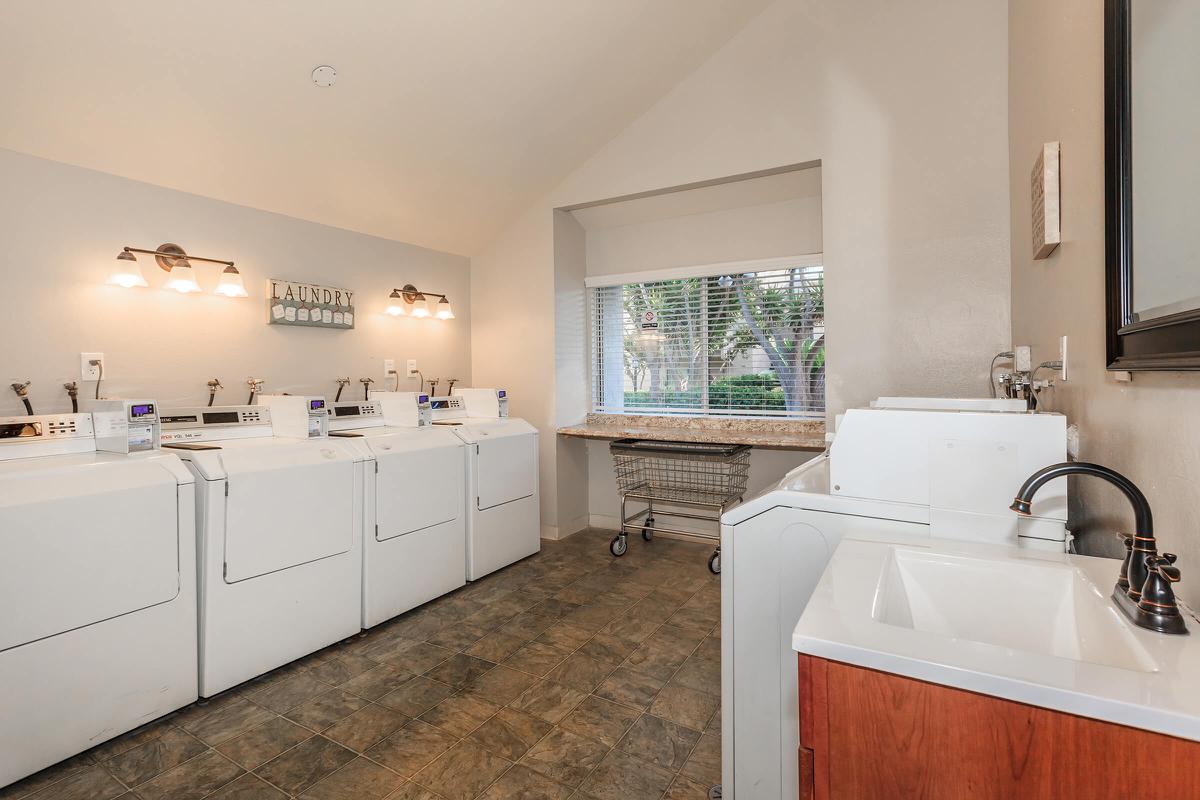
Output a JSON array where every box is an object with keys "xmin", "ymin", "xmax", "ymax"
[{"xmin": 872, "ymin": 548, "xmax": 1158, "ymax": 673}]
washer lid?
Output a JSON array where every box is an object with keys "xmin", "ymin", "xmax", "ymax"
[{"xmin": 0, "ymin": 458, "xmax": 181, "ymax": 650}]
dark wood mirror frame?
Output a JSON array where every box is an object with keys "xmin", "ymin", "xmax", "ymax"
[{"xmin": 1105, "ymin": 0, "xmax": 1200, "ymax": 370}]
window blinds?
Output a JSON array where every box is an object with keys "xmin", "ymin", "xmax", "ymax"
[{"xmin": 590, "ymin": 261, "xmax": 825, "ymax": 418}]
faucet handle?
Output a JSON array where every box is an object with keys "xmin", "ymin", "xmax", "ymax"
[{"xmin": 1149, "ymin": 554, "xmax": 1181, "ymax": 583}]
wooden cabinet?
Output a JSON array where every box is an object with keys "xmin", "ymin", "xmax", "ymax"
[{"xmin": 797, "ymin": 654, "xmax": 1200, "ymax": 799}]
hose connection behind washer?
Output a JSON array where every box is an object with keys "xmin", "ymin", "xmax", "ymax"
[{"xmin": 10, "ymin": 381, "xmax": 33, "ymax": 416}]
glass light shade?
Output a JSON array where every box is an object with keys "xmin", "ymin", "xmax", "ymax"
[
  {"xmin": 214, "ymin": 266, "xmax": 248, "ymax": 297},
  {"xmin": 109, "ymin": 252, "xmax": 148, "ymax": 288},
  {"xmin": 435, "ymin": 297, "xmax": 455, "ymax": 320},
  {"xmin": 164, "ymin": 261, "xmax": 201, "ymax": 293},
  {"xmin": 385, "ymin": 290, "xmax": 406, "ymax": 316},
  {"xmin": 410, "ymin": 294, "xmax": 431, "ymax": 318}
]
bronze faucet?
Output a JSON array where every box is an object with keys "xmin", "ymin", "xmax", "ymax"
[{"xmin": 1011, "ymin": 462, "xmax": 1187, "ymax": 635}]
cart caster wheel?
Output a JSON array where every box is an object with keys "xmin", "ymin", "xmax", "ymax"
[
  {"xmin": 610, "ymin": 535, "xmax": 628, "ymax": 557},
  {"xmin": 707, "ymin": 786, "xmax": 722, "ymax": 800},
  {"xmin": 708, "ymin": 550, "xmax": 721, "ymax": 574},
  {"xmin": 641, "ymin": 517, "xmax": 655, "ymax": 541}
]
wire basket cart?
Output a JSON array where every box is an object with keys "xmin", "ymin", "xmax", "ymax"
[{"xmin": 608, "ymin": 438, "xmax": 751, "ymax": 574}]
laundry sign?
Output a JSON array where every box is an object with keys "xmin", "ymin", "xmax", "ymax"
[{"xmin": 268, "ymin": 279, "xmax": 355, "ymax": 329}]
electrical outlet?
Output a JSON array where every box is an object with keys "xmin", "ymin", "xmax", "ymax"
[
  {"xmin": 80, "ymin": 353, "xmax": 104, "ymax": 381},
  {"xmin": 1014, "ymin": 346, "xmax": 1032, "ymax": 373},
  {"xmin": 383, "ymin": 359, "xmax": 395, "ymax": 380},
  {"xmin": 406, "ymin": 359, "xmax": 418, "ymax": 376},
  {"xmin": 1059, "ymin": 335, "xmax": 1069, "ymax": 381}
]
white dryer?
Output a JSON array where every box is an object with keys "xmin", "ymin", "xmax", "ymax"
[
  {"xmin": 161, "ymin": 398, "xmax": 365, "ymax": 697},
  {"xmin": 329, "ymin": 392, "xmax": 466, "ymax": 627},
  {"xmin": 719, "ymin": 402, "xmax": 1070, "ymax": 800},
  {"xmin": 432, "ymin": 388, "xmax": 539, "ymax": 581},
  {"xmin": 0, "ymin": 408, "xmax": 197, "ymax": 788}
]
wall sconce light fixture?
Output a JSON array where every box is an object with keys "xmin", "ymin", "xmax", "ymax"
[
  {"xmin": 111, "ymin": 243, "xmax": 247, "ymax": 297},
  {"xmin": 385, "ymin": 284, "xmax": 454, "ymax": 320}
]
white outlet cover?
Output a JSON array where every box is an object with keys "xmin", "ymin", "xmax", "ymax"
[
  {"xmin": 407, "ymin": 359, "xmax": 418, "ymax": 376},
  {"xmin": 80, "ymin": 352, "xmax": 104, "ymax": 380}
]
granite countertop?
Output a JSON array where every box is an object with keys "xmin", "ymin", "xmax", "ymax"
[{"xmin": 556, "ymin": 413, "xmax": 826, "ymax": 450}]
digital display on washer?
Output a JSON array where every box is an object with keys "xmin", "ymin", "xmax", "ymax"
[
  {"xmin": 309, "ymin": 400, "xmax": 326, "ymax": 411},
  {"xmin": 129, "ymin": 403, "xmax": 155, "ymax": 418},
  {"xmin": 161, "ymin": 415, "xmax": 198, "ymax": 424},
  {"xmin": 0, "ymin": 422, "xmax": 41, "ymax": 439},
  {"xmin": 333, "ymin": 406, "xmax": 360, "ymax": 417},
  {"xmin": 498, "ymin": 390, "xmax": 506, "ymax": 398},
  {"xmin": 418, "ymin": 394, "xmax": 429, "ymax": 403},
  {"xmin": 430, "ymin": 400, "xmax": 450, "ymax": 410},
  {"xmin": 202, "ymin": 411, "xmax": 240, "ymax": 425}
]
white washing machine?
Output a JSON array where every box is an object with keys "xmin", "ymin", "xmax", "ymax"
[
  {"xmin": 328, "ymin": 392, "xmax": 466, "ymax": 628},
  {"xmin": 431, "ymin": 388, "xmax": 539, "ymax": 581},
  {"xmin": 719, "ymin": 400, "xmax": 1070, "ymax": 800},
  {"xmin": 161, "ymin": 397, "xmax": 365, "ymax": 697},
  {"xmin": 0, "ymin": 406, "xmax": 197, "ymax": 788}
]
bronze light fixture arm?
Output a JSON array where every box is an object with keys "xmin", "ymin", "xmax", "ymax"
[{"xmin": 123, "ymin": 246, "xmax": 234, "ymax": 270}]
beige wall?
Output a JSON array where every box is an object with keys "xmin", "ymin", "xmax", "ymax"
[
  {"xmin": 473, "ymin": 0, "xmax": 1012, "ymax": 535},
  {"xmin": 1009, "ymin": 0, "xmax": 1200, "ymax": 605},
  {"xmin": 0, "ymin": 148, "xmax": 470, "ymax": 413}
]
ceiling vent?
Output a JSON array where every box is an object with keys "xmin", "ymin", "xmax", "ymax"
[{"xmin": 311, "ymin": 65, "xmax": 337, "ymax": 88}]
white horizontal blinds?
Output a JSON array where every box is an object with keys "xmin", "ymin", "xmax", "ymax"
[{"xmin": 591, "ymin": 263, "xmax": 825, "ymax": 418}]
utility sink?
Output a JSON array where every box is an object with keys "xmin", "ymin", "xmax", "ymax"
[{"xmin": 872, "ymin": 548, "xmax": 1159, "ymax": 673}]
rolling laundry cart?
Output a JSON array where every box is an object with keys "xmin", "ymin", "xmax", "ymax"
[{"xmin": 608, "ymin": 438, "xmax": 750, "ymax": 574}]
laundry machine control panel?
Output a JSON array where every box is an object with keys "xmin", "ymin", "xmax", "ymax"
[
  {"xmin": 90, "ymin": 398, "xmax": 161, "ymax": 453},
  {"xmin": 0, "ymin": 414, "xmax": 96, "ymax": 461},
  {"xmin": 160, "ymin": 406, "xmax": 272, "ymax": 443},
  {"xmin": 328, "ymin": 401, "xmax": 383, "ymax": 432},
  {"xmin": 257, "ymin": 395, "xmax": 329, "ymax": 438}
]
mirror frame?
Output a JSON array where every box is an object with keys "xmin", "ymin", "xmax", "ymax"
[{"xmin": 1105, "ymin": 0, "xmax": 1200, "ymax": 370}]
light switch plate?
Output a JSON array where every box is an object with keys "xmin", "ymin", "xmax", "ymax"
[
  {"xmin": 1059, "ymin": 336, "xmax": 1069, "ymax": 381},
  {"xmin": 80, "ymin": 353, "xmax": 104, "ymax": 381}
]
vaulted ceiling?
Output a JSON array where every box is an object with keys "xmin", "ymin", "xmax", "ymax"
[{"xmin": 0, "ymin": 1, "xmax": 771, "ymax": 255}]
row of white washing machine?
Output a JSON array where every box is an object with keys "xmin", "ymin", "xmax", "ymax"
[{"xmin": 0, "ymin": 388, "xmax": 539, "ymax": 788}]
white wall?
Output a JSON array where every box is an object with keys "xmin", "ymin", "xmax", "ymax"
[
  {"xmin": 0, "ymin": 148, "xmax": 470, "ymax": 414},
  {"xmin": 472, "ymin": 0, "xmax": 1012, "ymax": 535},
  {"xmin": 1009, "ymin": 0, "xmax": 1200, "ymax": 606}
]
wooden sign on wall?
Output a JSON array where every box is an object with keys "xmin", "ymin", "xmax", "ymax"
[
  {"xmin": 268, "ymin": 279, "xmax": 355, "ymax": 329},
  {"xmin": 1031, "ymin": 141, "xmax": 1061, "ymax": 260}
]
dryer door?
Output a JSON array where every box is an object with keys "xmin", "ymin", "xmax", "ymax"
[
  {"xmin": 221, "ymin": 443, "xmax": 356, "ymax": 582},
  {"xmin": 473, "ymin": 427, "xmax": 536, "ymax": 510},
  {"xmin": 0, "ymin": 457, "xmax": 180, "ymax": 651},
  {"xmin": 371, "ymin": 432, "xmax": 463, "ymax": 541}
]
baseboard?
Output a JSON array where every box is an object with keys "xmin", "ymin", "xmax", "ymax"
[{"xmin": 588, "ymin": 513, "xmax": 719, "ymax": 542}]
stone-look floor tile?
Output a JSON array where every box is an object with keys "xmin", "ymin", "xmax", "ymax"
[
  {"xmin": 466, "ymin": 632, "xmax": 527, "ymax": 663},
  {"xmin": 419, "ymin": 693, "xmax": 500, "ymax": 738},
  {"xmin": 308, "ymin": 653, "xmax": 379, "ymax": 687},
  {"xmin": 533, "ymin": 622, "xmax": 591, "ymax": 652},
  {"xmin": 502, "ymin": 642, "xmax": 571, "ymax": 678},
  {"xmin": 25, "ymin": 764, "xmax": 126, "ymax": 800},
  {"xmin": 377, "ymin": 677, "xmax": 456, "ymax": 717},
  {"xmin": 706, "ymin": 703, "xmax": 721, "ymax": 733},
  {"xmin": 0, "ymin": 753, "xmax": 99, "ymax": 800},
  {"xmin": 178, "ymin": 697, "xmax": 279, "ymax": 746},
  {"xmin": 252, "ymin": 672, "xmax": 334, "ymax": 714},
  {"xmin": 285, "ymin": 689, "xmax": 370, "ymax": 731},
  {"xmin": 669, "ymin": 654, "xmax": 720, "ymax": 696},
  {"xmin": 663, "ymin": 773, "xmax": 716, "ymax": 800},
  {"xmin": 648, "ymin": 685, "xmax": 720, "ymax": 732},
  {"xmin": 543, "ymin": 653, "xmax": 613, "ymax": 693},
  {"xmin": 426, "ymin": 622, "xmax": 490, "ymax": 651},
  {"xmin": 358, "ymin": 635, "xmax": 420, "ymax": 665},
  {"xmin": 381, "ymin": 642, "xmax": 456, "ymax": 675},
  {"xmin": 464, "ymin": 665, "xmax": 538, "ymax": 705},
  {"xmin": 508, "ymin": 680, "xmax": 588, "ymax": 724},
  {"xmin": 206, "ymin": 772, "xmax": 289, "ymax": 799},
  {"xmin": 617, "ymin": 714, "xmax": 701, "ymax": 772},
  {"xmin": 462, "ymin": 604, "xmax": 520, "ymax": 630},
  {"xmin": 468, "ymin": 707, "xmax": 554, "ymax": 760},
  {"xmin": 577, "ymin": 632, "xmax": 639, "ymax": 668},
  {"xmin": 557, "ymin": 695, "xmax": 641, "ymax": 748},
  {"xmin": 299, "ymin": 756, "xmax": 405, "ymax": 799},
  {"xmin": 593, "ymin": 666, "xmax": 666, "ymax": 710},
  {"xmin": 87, "ymin": 717, "xmax": 177, "ymax": 763},
  {"xmin": 254, "ymin": 736, "xmax": 356, "ymax": 795},
  {"xmin": 477, "ymin": 764, "xmax": 573, "ymax": 800},
  {"xmin": 601, "ymin": 615, "xmax": 661, "ymax": 645},
  {"xmin": 322, "ymin": 704, "xmax": 408, "ymax": 752},
  {"xmin": 564, "ymin": 603, "xmax": 622, "ymax": 632},
  {"xmin": 133, "ymin": 750, "xmax": 245, "ymax": 800},
  {"xmin": 215, "ymin": 716, "xmax": 314, "ymax": 769},
  {"xmin": 412, "ymin": 740, "xmax": 512, "ymax": 800},
  {"xmin": 383, "ymin": 783, "xmax": 443, "ymax": 800},
  {"xmin": 527, "ymin": 599, "xmax": 580, "ymax": 620},
  {"xmin": 519, "ymin": 727, "xmax": 609, "ymax": 788},
  {"xmin": 340, "ymin": 664, "xmax": 414, "ymax": 701},
  {"xmin": 423, "ymin": 653, "xmax": 496, "ymax": 688},
  {"xmin": 497, "ymin": 612, "xmax": 557, "ymax": 643},
  {"xmin": 624, "ymin": 642, "xmax": 691, "ymax": 683},
  {"xmin": 678, "ymin": 732, "xmax": 720, "ymax": 785},
  {"xmin": 364, "ymin": 721, "xmax": 458, "ymax": 778},
  {"xmin": 104, "ymin": 726, "xmax": 208, "ymax": 786},
  {"xmin": 578, "ymin": 749, "xmax": 675, "ymax": 800}
]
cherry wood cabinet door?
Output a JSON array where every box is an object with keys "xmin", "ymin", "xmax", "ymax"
[{"xmin": 798, "ymin": 654, "xmax": 1200, "ymax": 799}]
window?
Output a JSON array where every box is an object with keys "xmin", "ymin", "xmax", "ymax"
[{"xmin": 590, "ymin": 256, "xmax": 824, "ymax": 418}]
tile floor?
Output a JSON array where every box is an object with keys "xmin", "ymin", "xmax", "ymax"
[{"xmin": 1, "ymin": 529, "xmax": 722, "ymax": 800}]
